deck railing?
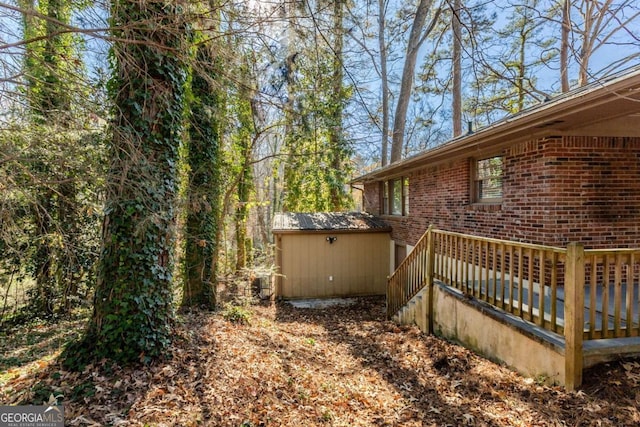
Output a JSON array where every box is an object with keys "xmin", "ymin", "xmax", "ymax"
[
  {"xmin": 583, "ymin": 249, "xmax": 640, "ymax": 339},
  {"xmin": 432, "ymin": 230, "xmax": 568, "ymax": 334},
  {"xmin": 388, "ymin": 228, "xmax": 640, "ymax": 342}
]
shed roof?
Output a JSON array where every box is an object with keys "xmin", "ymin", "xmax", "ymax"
[
  {"xmin": 272, "ymin": 212, "xmax": 391, "ymax": 233},
  {"xmin": 352, "ymin": 65, "xmax": 640, "ymax": 183}
]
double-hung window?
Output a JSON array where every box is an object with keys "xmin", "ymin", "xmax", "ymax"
[{"xmin": 473, "ymin": 156, "xmax": 503, "ymax": 203}]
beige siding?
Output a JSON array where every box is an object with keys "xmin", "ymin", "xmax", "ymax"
[{"xmin": 278, "ymin": 232, "xmax": 390, "ymax": 299}]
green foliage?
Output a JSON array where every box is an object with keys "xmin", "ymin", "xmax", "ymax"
[
  {"xmin": 280, "ymin": 1, "xmax": 354, "ymax": 213},
  {"xmin": 0, "ymin": 124, "xmax": 105, "ymax": 322},
  {"xmin": 21, "ymin": 0, "xmax": 87, "ymax": 124},
  {"xmin": 26, "ymin": 383, "xmax": 57, "ymax": 406},
  {"xmin": 282, "ymin": 126, "xmax": 354, "ymax": 212},
  {"xmin": 466, "ymin": 0, "xmax": 554, "ymax": 121},
  {"xmin": 414, "ymin": 1, "xmax": 495, "ymax": 136},
  {"xmin": 6, "ymin": 0, "xmax": 102, "ymax": 322},
  {"xmin": 222, "ymin": 304, "xmax": 252, "ymax": 325},
  {"xmin": 70, "ymin": 380, "xmax": 96, "ymax": 401}
]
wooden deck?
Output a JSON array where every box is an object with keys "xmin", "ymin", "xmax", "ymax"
[{"xmin": 388, "ymin": 227, "xmax": 640, "ymax": 389}]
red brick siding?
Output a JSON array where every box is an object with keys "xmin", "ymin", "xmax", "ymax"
[
  {"xmin": 543, "ymin": 136, "xmax": 640, "ymax": 247},
  {"xmin": 363, "ymin": 182, "xmax": 381, "ymax": 215},
  {"xmin": 364, "ymin": 136, "xmax": 640, "ymax": 249}
]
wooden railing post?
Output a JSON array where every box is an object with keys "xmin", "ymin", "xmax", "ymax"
[
  {"xmin": 565, "ymin": 242, "xmax": 585, "ymax": 391},
  {"xmin": 425, "ymin": 226, "xmax": 435, "ymax": 334}
]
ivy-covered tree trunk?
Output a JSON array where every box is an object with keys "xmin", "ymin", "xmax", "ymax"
[
  {"xmin": 235, "ymin": 159, "xmax": 251, "ymax": 272},
  {"xmin": 42, "ymin": 0, "xmax": 71, "ymax": 119},
  {"xmin": 281, "ymin": 0, "xmax": 352, "ymax": 213},
  {"xmin": 78, "ymin": 0, "xmax": 188, "ymax": 364},
  {"xmin": 182, "ymin": 39, "xmax": 222, "ymax": 309},
  {"xmin": 22, "ymin": 0, "xmax": 53, "ymax": 315},
  {"xmin": 45, "ymin": 0, "xmax": 82, "ymax": 314},
  {"xmin": 234, "ymin": 113, "xmax": 253, "ymax": 272}
]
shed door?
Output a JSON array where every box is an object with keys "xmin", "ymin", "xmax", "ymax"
[{"xmin": 280, "ymin": 233, "xmax": 389, "ymax": 298}]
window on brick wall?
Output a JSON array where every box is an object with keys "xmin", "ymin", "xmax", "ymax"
[
  {"xmin": 381, "ymin": 177, "xmax": 409, "ymax": 215},
  {"xmin": 473, "ymin": 156, "xmax": 503, "ymax": 203},
  {"xmin": 403, "ymin": 177, "xmax": 409, "ymax": 215}
]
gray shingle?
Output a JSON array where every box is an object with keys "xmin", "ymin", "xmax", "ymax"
[{"xmin": 273, "ymin": 212, "xmax": 390, "ymax": 232}]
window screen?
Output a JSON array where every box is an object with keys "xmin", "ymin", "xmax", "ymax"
[{"xmin": 475, "ymin": 156, "xmax": 503, "ymax": 202}]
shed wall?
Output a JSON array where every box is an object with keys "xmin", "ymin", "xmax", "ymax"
[{"xmin": 277, "ymin": 232, "xmax": 390, "ymax": 299}]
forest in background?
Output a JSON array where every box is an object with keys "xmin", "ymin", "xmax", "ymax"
[{"xmin": 0, "ymin": 0, "xmax": 639, "ymax": 365}]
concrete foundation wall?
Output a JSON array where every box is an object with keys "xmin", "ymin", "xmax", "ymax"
[
  {"xmin": 396, "ymin": 283, "xmax": 566, "ymax": 386},
  {"xmin": 432, "ymin": 286, "xmax": 565, "ymax": 385}
]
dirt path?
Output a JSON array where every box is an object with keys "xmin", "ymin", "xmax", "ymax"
[{"xmin": 2, "ymin": 297, "xmax": 639, "ymax": 426}]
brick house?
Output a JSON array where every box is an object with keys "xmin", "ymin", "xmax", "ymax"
[{"xmin": 353, "ymin": 67, "xmax": 640, "ymax": 268}]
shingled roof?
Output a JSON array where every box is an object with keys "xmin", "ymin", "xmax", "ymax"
[{"xmin": 272, "ymin": 212, "xmax": 391, "ymax": 233}]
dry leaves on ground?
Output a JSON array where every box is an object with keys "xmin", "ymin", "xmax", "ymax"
[{"xmin": 2, "ymin": 297, "xmax": 640, "ymax": 426}]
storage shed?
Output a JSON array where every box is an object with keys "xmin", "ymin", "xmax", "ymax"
[{"xmin": 273, "ymin": 212, "xmax": 391, "ymax": 299}]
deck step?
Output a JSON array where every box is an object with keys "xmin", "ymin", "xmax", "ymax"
[
  {"xmin": 392, "ymin": 286, "xmax": 430, "ymax": 332},
  {"xmin": 583, "ymin": 337, "xmax": 640, "ymax": 367}
]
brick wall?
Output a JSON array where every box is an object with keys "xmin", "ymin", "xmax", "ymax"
[
  {"xmin": 363, "ymin": 183, "xmax": 380, "ymax": 216},
  {"xmin": 364, "ymin": 136, "xmax": 640, "ymax": 249}
]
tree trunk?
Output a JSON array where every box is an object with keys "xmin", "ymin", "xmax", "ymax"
[
  {"xmin": 182, "ymin": 22, "xmax": 222, "ymax": 309},
  {"xmin": 390, "ymin": 0, "xmax": 440, "ymax": 163},
  {"xmin": 378, "ymin": 0, "xmax": 390, "ymax": 165},
  {"xmin": 560, "ymin": 0, "xmax": 570, "ymax": 92},
  {"xmin": 235, "ymin": 148, "xmax": 252, "ymax": 272},
  {"xmin": 282, "ymin": 0, "xmax": 298, "ymax": 212},
  {"xmin": 578, "ymin": 0, "xmax": 594, "ymax": 86},
  {"xmin": 22, "ymin": 0, "xmax": 76, "ymax": 316},
  {"xmin": 451, "ymin": 0, "xmax": 462, "ymax": 138},
  {"xmin": 517, "ymin": 22, "xmax": 527, "ymax": 111},
  {"xmin": 59, "ymin": 180, "xmax": 79, "ymax": 314},
  {"xmin": 32, "ymin": 194, "xmax": 54, "ymax": 316},
  {"xmin": 80, "ymin": 0, "xmax": 188, "ymax": 365},
  {"xmin": 234, "ymin": 56, "xmax": 257, "ymax": 272}
]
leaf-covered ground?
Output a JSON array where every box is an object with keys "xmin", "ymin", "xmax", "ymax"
[{"xmin": 2, "ymin": 297, "xmax": 640, "ymax": 426}]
